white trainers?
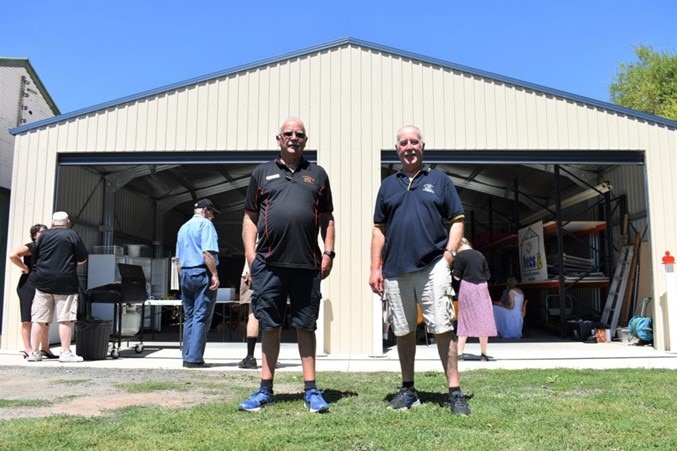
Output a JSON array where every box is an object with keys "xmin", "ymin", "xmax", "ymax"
[
  {"xmin": 59, "ymin": 350, "xmax": 84, "ymax": 363},
  {"xmin": 27, "ymin": 351, "xmax": 42, "ymax": 362}
]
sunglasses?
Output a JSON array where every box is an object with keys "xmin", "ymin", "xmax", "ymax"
[{"xmin": 280, "ymin": 131, "xmax": 306, "ymax": 139}]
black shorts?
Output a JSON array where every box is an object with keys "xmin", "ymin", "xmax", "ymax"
[{"xmin": 250, "ymin": 259, "xmax": 321, "ymax": 331}]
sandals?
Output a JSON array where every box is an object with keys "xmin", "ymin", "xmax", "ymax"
[{"xmin": 40, "ymin": 350, "xmax": 59, "ymax": 359}]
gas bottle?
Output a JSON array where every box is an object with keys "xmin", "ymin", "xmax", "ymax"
[{"xmin": 121, "ymin": 304, "xmax": 141, "ymax": 336}]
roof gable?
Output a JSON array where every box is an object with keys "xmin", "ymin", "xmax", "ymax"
[
  {"xmin": 1, "ymin": 57, "xmax": 60, "ymax": 116},
  {"xmin": 10, "ymin": 38, "xmax": 677, "ymax": 135}
]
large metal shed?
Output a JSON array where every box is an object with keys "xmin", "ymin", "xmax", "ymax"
[{"xmin": 3, "ymin": 38, "xmax": 677, "ymax": 353}]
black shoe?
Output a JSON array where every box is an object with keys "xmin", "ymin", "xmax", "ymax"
[
  {"xmin": 388, "ymin": 387, "xmax": 421, "ymax": 410},
  {"xmin": 238, "ymin": 355, "xmax": 257, "ymax": 369},
  {"xmin": 41, "ymin": 350, "xmax": 59, "ymax": 359},
  {"xmin": 183, "ymin": 361, "xmax": 211, "ymax": 368},
  {"xmin": 480, "ymin": 354, "xmax": 490, "ymax": 361},
  {"xmin": 450, "ymin": 392, "xmax": 472, "ymax": 416}
]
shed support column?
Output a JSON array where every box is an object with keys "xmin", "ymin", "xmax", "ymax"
[
  {"xmin": 154, "ymin": 206, "xmax": 165, "ymax": 258},
  {"xmin": 554, "ymin": 165, "xmax": 567, "ymax": 338},
  {"xmin": 101, "ymin": 187, "xmax": 116, "ymax": 247}
]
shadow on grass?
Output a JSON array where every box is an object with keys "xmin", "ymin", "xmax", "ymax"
[
  {"xmin": 269, "ymin": 388, "xmax": 358, "ymax": 404},
  {"xmin": 382, "ymin": 390, "xmax": 475, "ymax": 407}
]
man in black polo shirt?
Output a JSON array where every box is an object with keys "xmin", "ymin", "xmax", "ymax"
[
  {"xmin": 239, "ymin": 117, "xmax": 335, "ymax": 413},
  {"xmin": 28, "ymin": 211, "xmax": 88, "ymax": 363}
]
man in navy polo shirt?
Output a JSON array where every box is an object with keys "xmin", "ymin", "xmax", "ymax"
[
  {"xmin": 239, "ymin": 117, "xmax": 335, "ymax": 413},
  {"xmin": 369, "ymin": 125, "xmax": 471, "ymax": 415},
  {"xmin": 176, "ymin": 198, "xmax": 220, "ymax": 368}
]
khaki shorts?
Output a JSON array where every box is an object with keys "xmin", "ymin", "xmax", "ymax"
[
  {"xmin": 239, "ymin": 275, "xmax": 252, "ymax": 305},
  {"xmin": 31, "ymin": 289, "xmax": 79, "ymax": 323},
  {"xmin": 384, "ymin": 258, "xmax": 456, "ymax": 336}
]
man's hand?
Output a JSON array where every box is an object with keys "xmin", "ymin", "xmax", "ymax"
[
  {"xmin": 369, "ymin": 268, "xmax": 384, "ymax": 296},
  {"xmin": 209, "ymin": 274, "xmax": 220, "ymax": 291},
  {"xmin": 321, "ymin": 254, "xmax": 333, "ymax": 279}
]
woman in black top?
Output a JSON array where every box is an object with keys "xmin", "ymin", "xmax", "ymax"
[{"xmin": 9, "ymin": 224, "xmax": 57, "ymax": 359}]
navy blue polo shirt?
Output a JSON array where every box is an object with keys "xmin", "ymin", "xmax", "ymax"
[
  {"xmin": 374, "ymin": 166, "xmax": 464, "ymax": 278},
  {"xmin": 245, "ymin": 156, "xmax": 333, "ymax": 270}
]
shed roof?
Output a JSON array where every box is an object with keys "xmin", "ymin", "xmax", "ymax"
[{"xmin": 10, "ymin": 37, "xmax": 677, "ymax": 136}]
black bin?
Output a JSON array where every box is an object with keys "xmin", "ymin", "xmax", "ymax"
[{"xmin": 75, "ymin": 320, "xmax": 111, "ymax": 360}]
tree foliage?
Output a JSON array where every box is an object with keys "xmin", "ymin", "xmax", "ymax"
[{"xmin": 610, "ymin": 45, "xmax": 677, "ymax": 120}]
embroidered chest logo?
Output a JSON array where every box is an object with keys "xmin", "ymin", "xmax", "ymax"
[
  {"xmin": 303, "ymin": 175, "xmax": 315, "ymax": 184},
  {"xmin": 422, "ymin": 183, "xmax": 435, "ymax": 194}
]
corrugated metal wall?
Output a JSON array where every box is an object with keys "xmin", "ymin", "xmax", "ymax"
[{"xmin": 3, "ymin": 43, "xmax": 676, "ymax": 352}]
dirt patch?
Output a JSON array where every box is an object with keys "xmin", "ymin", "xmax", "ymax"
[{"xmin": 0, "ymin": 366, "xmax": 229, "ymax": 419}]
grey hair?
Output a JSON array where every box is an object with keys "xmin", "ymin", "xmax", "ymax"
[
  {"xmin": 395, "ymin": 125, "xmax": 425, "ymax": 143},
  {"xmin": 279, "ymin": 116, "xmax": 305, "ymax": 134}
]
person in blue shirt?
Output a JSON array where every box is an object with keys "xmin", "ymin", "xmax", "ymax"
[
  {"xmin": 176, "ymin": 198, "xmax": 220, "ymax": 368},
  {"xmin": 369, "ymin": 125, "xmax": 471, "ymax": 415}
]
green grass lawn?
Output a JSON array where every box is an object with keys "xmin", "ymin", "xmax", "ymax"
[{"xmin": 1, "ymin": 368, "xmax": 675, "ymax": 450}]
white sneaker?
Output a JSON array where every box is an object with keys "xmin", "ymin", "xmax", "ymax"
[
  {"xmin": 59, "ymin": 350, "xmax": 84, "ymax": 363},
  {"xmin": 27, "ymin": 351, "xmax": 42, "ymax": 362}
]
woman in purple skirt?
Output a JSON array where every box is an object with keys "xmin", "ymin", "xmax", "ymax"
[{"xmin": 453, "ymin": 238, "xmax": 497, "ymax": 361}]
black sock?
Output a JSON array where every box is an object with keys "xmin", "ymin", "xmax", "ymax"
[
  {"xmin": 261, "ymin": 379, "xmax": 273, "ymax": 393},
  {"xmin": 246, "ymin": 337, "xmax": 257, "ymax": 357},
  {"xmin": 304, "ymin": 380, "xmax": 317, "ymax": 391},
  {"xmin": 449, "ymin": 386, "xmax": 462, "ymax": 397},
  {"xmin": 403, "ymin": 381, "xmax": 415, "ymax": 390}
]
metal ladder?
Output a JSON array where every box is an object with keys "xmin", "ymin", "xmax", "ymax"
[{"xmin": 600, "ymin": 245, "xmax": 634, "ymax": 333}]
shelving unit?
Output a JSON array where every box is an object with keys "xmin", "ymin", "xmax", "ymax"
[{"xmin": 473, "ymin": 166, "xmax": 623, "ymax": 338}]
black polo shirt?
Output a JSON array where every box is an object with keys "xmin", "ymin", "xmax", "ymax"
[
  {"xmin": 374, "ymin": 166, "xmax": 464, "ymax": 278},
  {"xmin": 245, "ymin": 157, "xmax": 333, "ymax": 270},
  {"xmin": 33, "ymin": 227, "xmax": 88, "ymax": 294}
]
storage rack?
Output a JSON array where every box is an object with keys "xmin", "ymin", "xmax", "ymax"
[{"xmin": 474, "ymin": 165, "xmax": 626, "ymax": 337}]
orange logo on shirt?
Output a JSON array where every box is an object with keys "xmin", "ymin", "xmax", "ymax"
[{"xmin": 303, "ymin": 175, "xmax": 315, "ymax": 184}]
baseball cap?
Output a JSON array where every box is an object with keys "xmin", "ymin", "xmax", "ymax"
[
  {"xmin": 194, "ymin": 198, "xmax": 221, "ymax": 214},
  {"xmin": 52, "ymin": 211, "xmax": 69, "ymax": 225}
]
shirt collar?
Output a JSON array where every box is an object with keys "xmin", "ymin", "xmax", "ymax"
[
  {"xmin": 396, "ymin": 164, "xmax": 430, "ymax": 178},
  {"xmin": 275, "ymin": 156, "xmax": 309, "ymax": 171}
]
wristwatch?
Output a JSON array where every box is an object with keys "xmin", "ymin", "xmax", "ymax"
[
  {"xmin": 445, "ymin": 248, "xmax": 457, "ymax": 257},
  {"xmin": 323, "ymin": 250, "xmax": 336, "ymax": 259}
]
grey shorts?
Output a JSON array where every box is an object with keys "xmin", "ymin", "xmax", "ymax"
[
  {"xmin": 384, "ymin": 258, "xmax": 456, "ymax": 336},
  {"xmin": 32, "ymin": 289, "xmax": 78, "ymax": 323}
]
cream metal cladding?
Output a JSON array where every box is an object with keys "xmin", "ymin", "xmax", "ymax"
[{"xmin": 4, "ymin": 39, "xmax": 677, "ymax": 353}]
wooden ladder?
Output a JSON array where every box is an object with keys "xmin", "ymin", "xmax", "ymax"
[{"xmin": 601, "ymin": 245, "xmax": 634, "ymax": 332}]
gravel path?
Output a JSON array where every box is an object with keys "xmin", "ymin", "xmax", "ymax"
[{"xmin": 0, "ymin": 365, "xmax": 231, "ymax": 420}]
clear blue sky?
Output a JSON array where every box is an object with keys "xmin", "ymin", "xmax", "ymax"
[{"xmin": 2, "ymin": 1, "xmax": 675, "ymax": 114}]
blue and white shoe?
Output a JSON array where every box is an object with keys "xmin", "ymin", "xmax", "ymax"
[
  {"xmin": 388, "ymin": 387, "xmax": 421, "ymax": 410},
  {"xmin": 304, "ymin": 388, "xmax": 330, "ymax": 413},
  {"xmin": 238, "ymin": 387, "xmax": 274, "ymax": 412}
]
